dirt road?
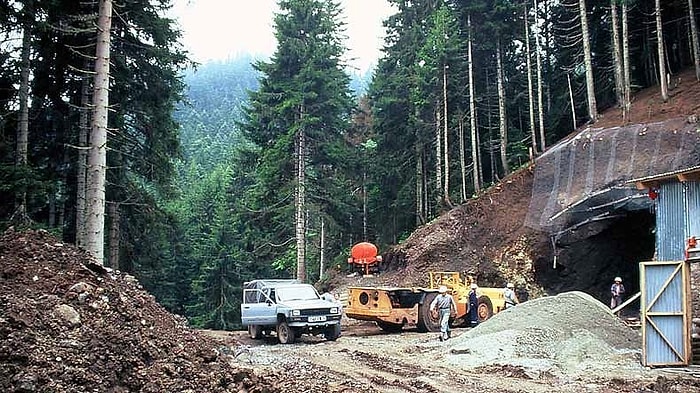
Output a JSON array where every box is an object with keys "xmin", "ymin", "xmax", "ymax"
[{"xmin": 201, "ymin": 320, "xmax": 700, "ymax": 393}]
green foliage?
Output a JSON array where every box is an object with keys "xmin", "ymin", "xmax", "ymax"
[
  {"xmin": 3, "ymin": 0, "xmax": 699, "ymax": 331},
  {"xmin": 240, "ymin": 0, "xmax": 355, "ymax": 278}
]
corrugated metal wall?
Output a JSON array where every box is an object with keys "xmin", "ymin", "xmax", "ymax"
[
  {"xmin": 687, "ymin": 182, "xmax": 700, "ymax": 242},
  {"xmin": 645, "ymin": 180, "xmax": 699, "ymax": 366},
  {"xmin": 656, "ymin": 182, "xmax": 700, "ymax": 260}
]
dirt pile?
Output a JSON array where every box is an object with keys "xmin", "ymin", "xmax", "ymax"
[
  {"xmin": 445, "ymin": 291, "xmax": 642, "ymax": 379},
  {"xmin": 0, "ymin": 228, "xmax": 272, "ymax": 393},
  {"xmin": 332, "ymin": 168, "xmax": 549, "ymax": 298}
]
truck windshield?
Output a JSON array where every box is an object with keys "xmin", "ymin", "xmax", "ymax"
[{"xmin": 276, "ymin": 286, "xmax": 319, "ymax": 302}]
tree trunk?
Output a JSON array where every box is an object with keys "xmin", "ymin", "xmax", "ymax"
[
  {"xmin": 496, "ymin": 42, "xmax": 509, "ymax": 176},
  {"xmin": 442, "ymin": 64, "xmax": 450, "ymax": 206},
  {"xmin": 656, "ymin": 0, "xmax": 669, "ymax": 102},
  {"xmin": 611, "ymin": 1, "xmax": 624, "ymax": 108},
  {"xmin": 689, "ymin": 0, "xmax": 700, "ymax": 80},
  {"xmin": 76, "ymin": 72, "xmax": 91, "ymax": 248},
  {"xmin": 524, "ymin": 2, "xmax": 537, "ymax": 155},
  {"xmin": 434, "ymin": 106, "xmax": 443, "ymax": 205},
  {"xmin": 468, "ymin": 14, "xmax": 480, "ymax": 193},
  {"xmin": 295, "ymin": 106, "xmax": 307, "ymax": 283},
  {"xmin": 579, "ymin": 0, "xmax": 598, "ymax": 122},
  {"xmin": 362, "ymin": 171, "xmax": 367, "ymax": 240},
  {"xmin": 622, "ymin": 2, "xmax": 631, "ymax": 121},
  {"xmin": 568, "ymin": 73, "xmax": 577, "ymax": 130},
  {"xmin": 319, "ymin": 218, "xmax": 325, "ymax": 279},
  {"xmin": 416, "ymin": 143, "xmax": 422, "ymax": 225},
  {"xmin": 459, "ymin": 114, "xmax": 467, "ymax": 202},
  {"xmin": 107, "ymin": 202, "xmax": 120, "ymax": 270},
  {"xmin": 416, "ymin": 142, "xmax": 425, "ymax": 225},
  {"xmin": 15, "ymin": 0, "xmax": 32, "ymax": 221},
  {"xmin": 534, "ymin": 0, "xmax": 546, "ymax": 152},
  {"xmin": 85, "ymin": 0, "xmax": 113, "ymax": 263}
]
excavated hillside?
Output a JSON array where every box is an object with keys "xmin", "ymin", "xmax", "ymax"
[{"xmin": 331, "ymin": 68, "xmax": 700, "ymax": 312}]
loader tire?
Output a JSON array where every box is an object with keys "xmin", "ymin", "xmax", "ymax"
[
  {"xmin": 417, "ymin": 292, "xmax": 441, "ymax": 332},
  {"xmin": 477, "ymin": 295, "xmax": 493, "ymax": 322}
]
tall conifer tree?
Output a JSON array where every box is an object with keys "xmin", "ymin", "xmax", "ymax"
[{"xmin": 242, "ymin": 0, "xmax": 352, "ymax": 282}]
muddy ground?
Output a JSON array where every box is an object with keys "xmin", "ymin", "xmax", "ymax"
[{"xmin": 203, "ymin": 319, "xmax": 700, "ymax": 393}]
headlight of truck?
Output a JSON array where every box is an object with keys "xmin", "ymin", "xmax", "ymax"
[
  {"xmin": 330, "ymin": 307, "xmax": 338, "ymax": 314},
  {"xmin": 292, "ymin": 310, "xmax": 300, "ymax": 316}
]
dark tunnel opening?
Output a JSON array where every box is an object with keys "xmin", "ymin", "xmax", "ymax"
[{"xmin": 534, "ymin": 210, "xmax": 656, "ymax": 314}]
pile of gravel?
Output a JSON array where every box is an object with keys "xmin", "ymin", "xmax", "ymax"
[{"xmin": 445, "ymin": 291, "xmax": 642, "ymax": 378}]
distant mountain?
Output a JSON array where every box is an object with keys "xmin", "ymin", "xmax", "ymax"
[
  {"xmin": 175, "ymin": 55, "xmax": 373, "ymax": 170},
  {"xmin": 348, "ymin": 67, "xmax": 373, "ymax": 97},
  {"xmin": 174, "ymin": 55, "xmax": 260, "ymax": 168}
]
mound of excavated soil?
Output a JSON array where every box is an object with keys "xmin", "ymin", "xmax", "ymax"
[
  {"xmin": 0, "ymin": 229, "xmax": 271, "ymax": 393},
  {"xmin": 446, "ymin": 291, "xmax": 642, "ymax": 378}
]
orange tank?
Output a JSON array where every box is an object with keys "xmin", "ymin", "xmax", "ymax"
[{"xmin": 348, "ymin": 242, "xmax": 382, "ymax": 274}]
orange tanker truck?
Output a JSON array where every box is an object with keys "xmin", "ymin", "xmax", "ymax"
[{"xmin": 347, "ymin": 242, "xmax": 382, "ymax": 275}]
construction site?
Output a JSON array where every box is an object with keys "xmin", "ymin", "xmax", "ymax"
[{"xmin": 3, "ymin": 70, "xmax": 700, "ymax": 392}]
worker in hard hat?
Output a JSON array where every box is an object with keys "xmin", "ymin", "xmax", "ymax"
[
  {"xmin": 610, "ymin": 277, "xmax": 625, "ymax": 310},
  {"xmin": 504, "ymin": 282, "xmax": 519, "ymax": 309},
  {"xmin": 430, "ymin": 285, "xmax": 457, "ymax": 341},
  {"xmin": 467, "ymin": 283, "xmax": 479, "ymax": 327}
]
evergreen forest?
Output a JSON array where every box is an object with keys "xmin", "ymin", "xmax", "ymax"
[{"xmin": 1, "ymin": 0, "xmax": 699, "ymax": 329}]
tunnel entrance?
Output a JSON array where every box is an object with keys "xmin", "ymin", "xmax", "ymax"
[{"xmin": 534, "ymin": 210, "xmax": 655, "ymax": 311}]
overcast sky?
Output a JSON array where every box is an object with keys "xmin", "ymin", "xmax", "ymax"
[{"xmin": 170, "ymin": 0, "xmax": 395, "ymax": 72}]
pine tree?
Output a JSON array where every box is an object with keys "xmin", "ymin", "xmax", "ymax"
[{"xmin": 241, "ymin": 0, "xmax": 353, "ymax": 282}]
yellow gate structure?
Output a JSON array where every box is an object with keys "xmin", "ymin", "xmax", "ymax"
[{"xmin": 640, "ymin": 260, "xmax": 691, "ymax": 366}]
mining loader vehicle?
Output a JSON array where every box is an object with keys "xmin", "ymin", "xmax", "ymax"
[
  {"xmin": 344, "ymin": 271, "xmax": 506, "ymax": 332},
  {"xmin": 428, "ymin": 271, "xmax": 507, "ymax": 322}
]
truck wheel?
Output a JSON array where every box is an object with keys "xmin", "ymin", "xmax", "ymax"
[
  {"xmin": 248, "ymin": 325, "xmax": 263, "ymax": 339},
  {"xmin": 417, "ymin": 292, "xmax": 441, "ymax": 332},
  {"xmin": 376, "ymin": 321, "xmax": 403, "ymax": 333},
  {"xmin": 277, "ymin": 321, "xmax": 295, "ymax": 344},
  {"xmin": 325, "ymin": 323, "xmax": 341, "ymax": 341},
  {"xmin": 477, "ymin": 295, "xmax": 493, "ymax": 322}
]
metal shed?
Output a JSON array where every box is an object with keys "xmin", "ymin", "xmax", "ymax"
[{"xmin": 633, "ymin": 166, "xmax": 700, "ymax": 366}]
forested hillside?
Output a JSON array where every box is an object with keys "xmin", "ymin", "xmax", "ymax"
[{"xmin": 1, "ymin": 0, "xmax": 699, "ymax": 330}]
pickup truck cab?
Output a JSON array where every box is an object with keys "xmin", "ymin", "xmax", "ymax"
[{"xmin": 241, "ymin": 279, "xmax": 342, "ymax": 344}]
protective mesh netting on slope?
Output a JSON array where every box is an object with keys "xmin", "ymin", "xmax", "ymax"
[{"xmin": 525, "ymin": 117, "xmax": 700, "ymax": 236}]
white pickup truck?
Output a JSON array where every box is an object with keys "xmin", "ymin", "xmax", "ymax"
[{"xmin": 241, "ymin": 279, "xmax": 342, "ymax": 344}]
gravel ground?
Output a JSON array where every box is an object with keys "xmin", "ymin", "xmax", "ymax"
[
  {"xmin": 210, "ymin": 291, "xmax": 700, "ymax": 392},
  {"xmin": 445, "ymin": 291, "xmax": 643, "ymax": 379}
]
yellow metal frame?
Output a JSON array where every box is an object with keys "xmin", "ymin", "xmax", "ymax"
[{"xmin": 428, "ymin": 271, "xmax": 507, "ymax": 318}]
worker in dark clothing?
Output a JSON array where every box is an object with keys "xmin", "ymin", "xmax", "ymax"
[
  {"xmin": 468, "ymin": 283, "xmax": 479, "ymax": 327},
  {"xmin": 610, "ymin": 277, "xmax": 625, "ymax": 310}
]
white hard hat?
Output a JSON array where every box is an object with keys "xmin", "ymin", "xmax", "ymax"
[
  {"xmin": 438, "ymin": 285, "xmax": 448, "ymax": 293},
  {"xmin": 614, "ymin": 277, "xmax": 622, "ymax": 282},
  {"xmin": 507, "ymin": 282, "xmax": 514, "ymax": 288},
  {"xmin": 470, "ymin": 283, "xmax": 477, "ymax": 289}
]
